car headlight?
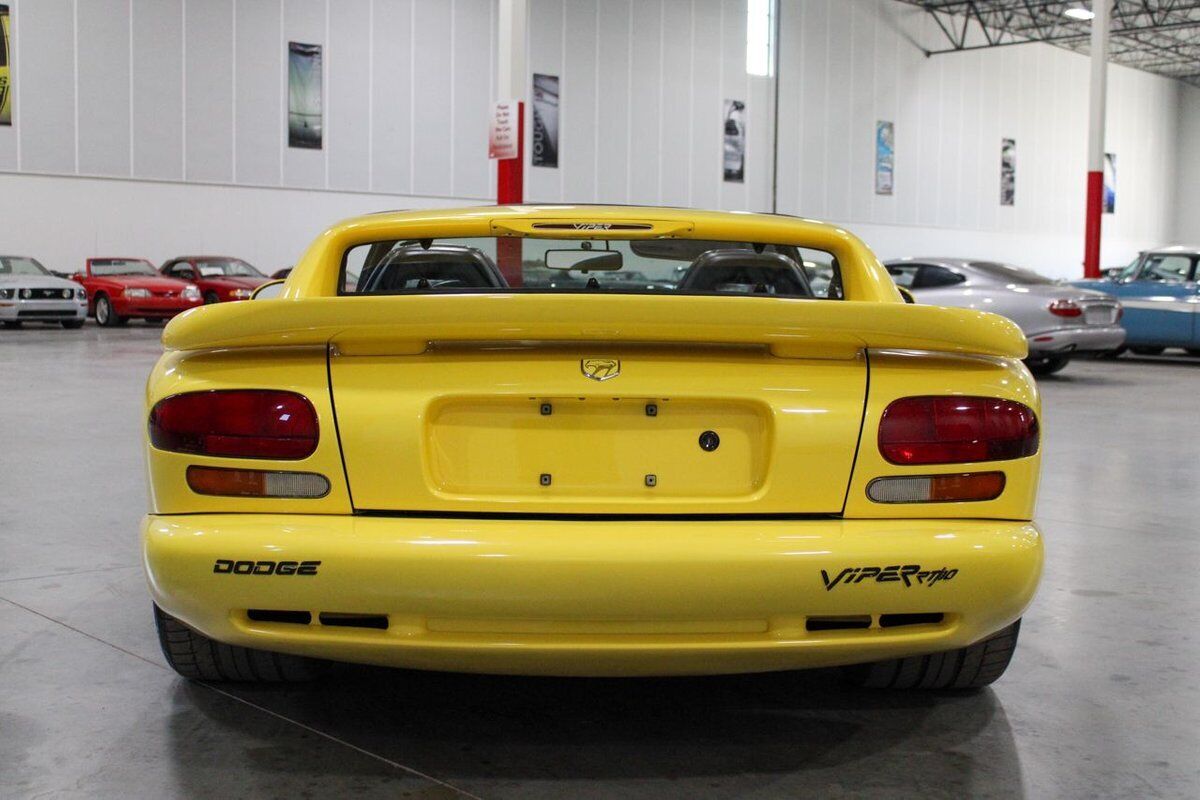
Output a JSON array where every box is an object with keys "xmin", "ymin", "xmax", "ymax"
[
  {"xmin": 61, "ymin": 288, "xmax": 73, "ymax": 299},
  {"xmin": 182, "ymin": 285, "xmax": 201, "ymax": 301},
  {"xmin": 20, "ymin": 288, "xmax": 32, "ymax": 299},
  {"xmin": 230, "ymin": 288, "xmax": 253, "ymax": 299},
  {"xmin": 0, "ymin": 288, "xmax": 13, "ymax": 299},
  {"xmin": 76, "ymin": 288, "xmax": 88, "ymax": 300},
  {"xmin": 124, "ymin": 287, "xmax": 151, "ymax": 299}
]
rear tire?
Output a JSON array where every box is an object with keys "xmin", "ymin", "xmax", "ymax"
[
  {"xmin": 153, "ymin": 604, "xmax": 326, "ymax": 682},
  {"xmin": 1185, "ymin": 349, "xmax": 1200, "ymax": 358},
  {"xmin": 61, "ymin": 319, "xmax": 84, "ymax": 329},
  {"xmin": 842, "ymin": 620, "xmax": 1021, "ymax": 690},
  {"xmin": 1130, "ymin": 346, "xmax": 1165, "ymax": 356},
  {"xmin": 1025, "ymin": 355, "xmax": 1069, "ymax": 376},
  {"xmin": 1097, "ymin": 346, "xmax": 1126, "ymax": 359}
]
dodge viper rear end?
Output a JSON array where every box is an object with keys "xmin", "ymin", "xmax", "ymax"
[{"xmin": 142, "ymin": 206, "xmax": 1043, "ymax": 689}]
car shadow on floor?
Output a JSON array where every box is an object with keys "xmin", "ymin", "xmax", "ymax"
[{"xmin": 170, "ymin": 665, "xmax": 1026, "ymax": 795}]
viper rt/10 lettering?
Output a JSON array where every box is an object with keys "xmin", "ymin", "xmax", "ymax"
[{"xmin": 821, "ymin": 565, "xmax": 960, "ymax": 590}]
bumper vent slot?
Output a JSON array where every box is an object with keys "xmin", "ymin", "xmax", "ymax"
[
  {"xmin": 879, "ymin": 612, "xmax": 945, "ymax": 628},
  {"xmin": 247, "ymin": 609, "xmax": 312, "ymax": 625},
  {"xmin": 318, "ymin": 612, "xmax": 390, "ymax": 630}
]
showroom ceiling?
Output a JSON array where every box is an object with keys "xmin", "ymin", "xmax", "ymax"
[{"xmin": 896, "ymin": 1, "xmax": 1200, "ymax": 86}]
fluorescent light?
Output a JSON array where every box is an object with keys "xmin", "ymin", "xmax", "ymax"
[{"xmin": 1063, "ymin": 7, "xmax": 1095, "ymax": 20}]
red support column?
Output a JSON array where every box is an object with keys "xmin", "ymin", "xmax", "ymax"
[
  {"xmin": 1083, "ymin": 170, "xmax": 1104, "ymax": 278},
  {"xmin": 496, "ymin": 101, "xmax": 524, "ymax": 286}
]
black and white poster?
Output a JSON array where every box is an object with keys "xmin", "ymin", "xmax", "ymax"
[
  {"xmin": 288, "ymin": 42, "xmax": 322, "ymax": 149},
  {"xmin": 1000, "ymin": 138, "xmax": 1016, "ymax": 206},
  {"xmin": 723, "ymin": 100, "xmax": 745, "ymax": 182},
  {"xmin": 531, "ymin": 73, "xmax": 559, "ymax": 168}
]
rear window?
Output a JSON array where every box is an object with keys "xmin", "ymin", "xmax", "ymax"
[{"xmin": 340, "ymin": 238, "xmax": 843, "ymax": 300}]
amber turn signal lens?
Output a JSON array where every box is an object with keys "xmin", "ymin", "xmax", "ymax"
[
  {"xmin": 867, "ymin": 472, "xmax": 1005, "ymax": 504},
  {"xmin": 186, "ymin": 466, "xmax": 330, "ymax": 498}
]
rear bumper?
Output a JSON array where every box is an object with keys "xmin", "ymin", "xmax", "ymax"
[
  {"xmin": 143, "ymin": 514, "xmax": 1043, "ymax": 677},
  {"xmin": 1026, "ymin": 325, "xmax": 1125, "ymax": 356}
]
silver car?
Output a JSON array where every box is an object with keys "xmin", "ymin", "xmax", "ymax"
[
  {"xmin": 884, "ymin": 258, "xmax": 1125, "ymax": 375},
  {"xmin": 0, "ymin": 255, "xmax": 88, "ymax": 329}
]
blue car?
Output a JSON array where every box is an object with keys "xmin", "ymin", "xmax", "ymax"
[{"xmin": 1072, "ymin": 245, "xmax": 1200, "ymax": 357}]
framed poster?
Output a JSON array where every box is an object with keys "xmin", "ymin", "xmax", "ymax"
[
  {"xmin": 531, "ymin": 74, "xmax": 559, "ymax": 168},
  {"xmin": 1103, "ymin": 153, "xmax": 1116, "ymax": 213},
  {"xmin": 724, "ymin": 100, "xmax": 745, "ymax": 183},
  {"xmin": 288, "ymin": 42, "xmax": 322, "ymax": 149},
  {"xmin": 1001, "ymin": 138, "xmax": 1016, "ymax": 206},
  {"xmin": 0, "ymin": 4, "xmax": 11, "ymax": 126},
  {"xmin": 875, "ymin": 121, "xmax": 894, "ymax": 195}
]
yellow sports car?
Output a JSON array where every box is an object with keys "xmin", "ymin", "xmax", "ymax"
[{"xmin": 143, "ymin": 205, "xmax": 1043, "ymax": 689}]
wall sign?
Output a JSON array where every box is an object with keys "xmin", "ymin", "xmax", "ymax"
[
  {"xmin": 488, "ymin": 100, "xmax": 519, "ymax": 160},
  {"xmin": 724, "ymin": 100, "xmax": 745, "ymax": 183},
  {"xmin": 875, "ymin": 121, "xmax": 894, "ymax": 195},
  {"xmin": 1001, "ymin": 138, "xmax": 1016, "ymax": 206},
  {"xmin": 288, "ymin": 42, "xmax": 322, "ymax": 149},
  {"xmin": 531, "ymin": 74, "xmax": 558, "ymax": 168},
  {"xmin": 1104, "ymin": 153, "xmax": 1116, "ymax": 213},
  {"xmin": 0, "ymin": 4, "xmax": 12, "ymax": 126}
]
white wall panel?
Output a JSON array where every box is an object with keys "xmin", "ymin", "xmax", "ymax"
[
  {"xmin": 689, "ymin": 0, "xmax": 721, "ymax": 210},
  {"xmin": 1172, "ymin": 85, "xmax": 1200, "ymax": 242},
  {"xmin": 594, "ymin": 0, "xmax": 630, "ymax": 204},
  {"xmin": 131, "ymin": 0, "xmax": 183, "ymax": 181},
  {"xmin": 17, "ymin": 0, "xmax": 75, "ymax": 174},
  {"xmin": 369, "ymin": 0, "xmax": 413, "ymax": 195},
  {"xmin": 235, "ymin": 0, "xmax": 283, "ymax": 186},
  {"xmin": 328, "ymin": 0, "xmax": 369, "ymax": 191},
  {"xmin": 409, "ymin": 0, "xmax": 453, "ymax": 197},
  {"xmin": 282, "ymin": 0, "xmax": 325, "ymax": 188},
  {"xmin": 77, "ymin": 0, "xmax": 131, "ymax": 177},
  {"xmin": 452, "ymin": 0, "xmax": 494, "ymax": 200},
  {"xmin": 184, "ymin": 0, "xmax": 234, "ymax": 183},
  {"xmin": 658, "ymin": 0, "xmax": 690, "ymax": 207},
  {"xmin": 526, "ymin": 0, "xmax": 563, "ymax": 201}
]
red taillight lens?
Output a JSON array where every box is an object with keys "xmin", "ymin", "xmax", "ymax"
[
  {"xmin": 878, "ymin": 396, "xmax": 1038, "ymax": 465},
  {"xmin": 149, "ymin": 390, "xmax": 318, "ymax": 459},
  {"xmin": 1048, "ymin": 299, "xmax": 1083, "ymax": 317}
]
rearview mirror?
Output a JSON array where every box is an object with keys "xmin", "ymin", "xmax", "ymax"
[
  {"xmin": 251, "ymin": 280, "xmax": 285, "ymax": 300},
  {"xmin": 545, "ymin": 249, "xmax": 624, "ymax": 272}
]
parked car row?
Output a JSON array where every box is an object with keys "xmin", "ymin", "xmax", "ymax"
[{"xmin": 0, "ymin": 255, "xmax": 272, "ymax": 328}]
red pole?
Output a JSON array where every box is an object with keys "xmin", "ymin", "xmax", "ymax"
[
  {"xmin": 496, "ymin": 102, "xmax": 524, "ymax": 286},
  {"xmin": 1083, "ymin": 171, "xmax": 1103, "ymax": 278}
]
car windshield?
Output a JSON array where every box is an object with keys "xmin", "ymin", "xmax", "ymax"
[
  {"xmin": 0, "ymin": 257, "xmax": 51, "ymax": 277},
  {"xmin": 341, "ymin": 238, "xmax": 842, "ymax": 300},
  {"xmin": 966, "ymin": 261, "xmax": 1055, "ymax": 285},
  {"xmin": 91, "ymin": 259, "xmax": 157, "ymax": 277},
  {"xmin": 195, "ymin": 258, "xmax": 264, "ymax": 278}
]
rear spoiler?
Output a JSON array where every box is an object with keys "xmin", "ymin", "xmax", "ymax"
[{"xmin": 161, "ymin": 294, "xmax": 1027, "ymax": 360}]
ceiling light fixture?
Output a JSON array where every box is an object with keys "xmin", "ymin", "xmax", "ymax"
[{"xmin": 1063, "ymin": 7, "xmax": 1095, "ymax": 21}]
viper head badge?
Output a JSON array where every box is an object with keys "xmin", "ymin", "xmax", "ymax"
[{"xmin": 580, "ymin": 358, "xmax": 620, "ymax": 381}]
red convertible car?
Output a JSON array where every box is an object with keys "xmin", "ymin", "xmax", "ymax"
[
  {"xmin": 74, "ymin": 258, "xmax": 202, "ymax": 326},
  {"xmin": 160, "ymin": 256, "xmax": 270, "ymax": 303}
]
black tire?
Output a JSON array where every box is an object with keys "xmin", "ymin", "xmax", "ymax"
[
  {"xmin": 842, "ymin": 620, "xmax": 1021, "ymax": 690},
  {"xmin": 1025, "ymin": 355, "xmax": 1069, "ymax": 376},
  {"xmin": 203, "ymin": 291, "xmax": 221, "ymax": 305},
  {"xmin": 153, "ymin": 604, "xmax": 326, "ymax": 682},
  {"xmin": 61, "ymin": 319, "xmax": 85, "ymax": 329},
  {"xmin": 1130, "ymin": 346, "xmax": 1165, "ymax": 356},
  {"xmin": 94, "ymin": 294, "xmax": 125, "ymax": 327},
  {"xmin": 1, "ymin": 320, "xmax": 22, "ymax": 329},
  {"xmin": 1185, "ymin": 349, "xmax": 1200, "ymax": 358},
  {"xmin": 1097, "ymin": 346, "xmax": 1126, "ymax": 359}
]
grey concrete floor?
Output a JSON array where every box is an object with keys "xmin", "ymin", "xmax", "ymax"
[{"xmin": 1, "ymin": 321, "xmax": 1198, "ymax": 799}]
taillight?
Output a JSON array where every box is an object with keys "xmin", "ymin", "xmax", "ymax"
[
  {"xmin": 867, "ymin": 472, "xmax": 1006, "ymax": 503},
  {"xmin": 1048, "ymin": 299, "xmax": 1082, "ymax": 317},
  {"xmin": 878, "ymin": 396, "xmax": 1038, "ymax": 465},
  {"xmin": 148, "ymin": 390, "xmax": 318, "ymax": 459},
  {"xmin": 187, "ymin": 466, "xmax": 330, "ymax": 497}
]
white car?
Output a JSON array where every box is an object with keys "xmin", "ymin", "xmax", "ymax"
[{"xmin": 0, "ymin": 256, "xmax": 88, "ymax": 329}]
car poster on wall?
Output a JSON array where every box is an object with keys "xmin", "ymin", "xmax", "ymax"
[
  {"xmin": 724, "ymin": 100, "xmax": 746, "ymax": 183},
  {"xmin": 1104, "ymin": 153, "xmax": 1116, "ymax": 213},
  {"xmin": 1001, "ymin": 138, "xmax": 1016, "ymax": 206},
  {"xmin": 287, "ymin": 42, "xmax": 322, "ymax": 149},
  {"xmin": 532, "ymin": 74, "xmax": 559, "ymax": 168},
  {"xmin": 875, "ymin": 121, "xmax": 894, "ymax": 194},
  {"xmin": 0, "ymin": 4, "xmax": 12, "ymax": 126}
]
